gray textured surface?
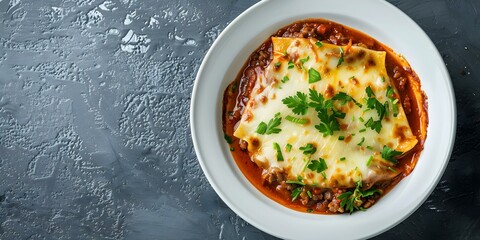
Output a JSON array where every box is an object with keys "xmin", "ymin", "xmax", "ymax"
[{"xmin": 0, "ymin": 0, "xmax": 478, "ymax": 239}]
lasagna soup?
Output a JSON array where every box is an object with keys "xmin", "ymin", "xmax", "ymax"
[{"xmin": 222, "ymin": 19, "xmax": 428, "ymax": 214}]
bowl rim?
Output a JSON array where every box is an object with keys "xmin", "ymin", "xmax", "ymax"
[{"xmin": 190, "ymin": 0, "xmax": 456, "ymax": 239}]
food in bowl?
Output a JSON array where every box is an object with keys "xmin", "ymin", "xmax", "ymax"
[{"xmin": 222, "ymin": 19, "xmax": 428, "ymax": 214}]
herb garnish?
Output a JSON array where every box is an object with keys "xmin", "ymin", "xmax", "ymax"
[
  {"xmin": 332, "ymin": 92, "xmax": 362, "ymax": 107},
  {"xmin": 286, "ymin": 176, "xmax": 305, "ymax": 186},
  {"xmin": 300, "ymin": 143, "xmax": 317, "ymax": 155},
  {"xmin": 315, "ymin": 41, "xmax": 323, "ymax": 47},
  {"xmin": 274, "ymin": 62, "xmax": 281, "ymax": 68},
  {"xmin": 224, "ymin": 133, "xmax": 233, "ymax": 144},
  {"xmin": 291, "ymin": 187, "xmax": 302, "ymax": 201},
  {"xmin": 300, "ymin": 56, "xmax": 310, "ymax": 67},
  {"xmin": 288, "ymin": 60, "xmax": 294, "ymax": 69},
  {"xmin": 366, "ymin": 156, "xmax": 373, "ymax": 166},
  {"xmin": 381, "ymin": 145, "xmax": 402, "ymax": 164},
  {"xmin": 285, "ymin": 115, "xmax": 309, "ymax": 125},
  {"xmin": 337, "ymin": 47, "xmax": 345, "ymax": 67},
  {"xmin": 286, "ymin": 143, "xmax": 292, "ymax": 152},
  {"xmin": 273, "ymin": 142, "xmax": 284, "ymax": 161},
  {"xmin": 357, "ymin": 137, "xmax": 365, "ymax": 146},
  {"xmin": 340, "ymin": 157, "xmax": 346, "ymax": 161},
  {"xmin": 386, "ymin": 86, "xmax": 399, "ymax": 117},
  {"xmin": 338, "ymin": 135, "xmax": 345, "ymax": 140},
  {"xmin": 256, "ymin": 113, "xmax": 282, "ymax": 135},
  {"xmin": 308, "ymin": 158, "xmax": 328, "ymax": 173},
  {"xmin": 309, "ymin": 89, "xmax": 343, "ymax": 136},
  {"xmin": 281, "ymin": 75, "xmax": 290, "ymax": 83},
  {"xmin": 338, "ymin": 181, "xmax": 381, "ymax": 213},
  {"xmin": 282, "ymin": 92, "xmax": 309, "ymax": 115},
  {"xmin": 308, "ymin": 68, "xmax": 322, "ymax": 83}
]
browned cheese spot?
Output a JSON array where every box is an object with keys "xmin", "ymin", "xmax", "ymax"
[
  {"xmin": 356, "ymin": 49, "xmax": 366, "ymax": 60},
  {"xmin": 324, "ymin": 84, "xmax": 334, "ymax": 98},
  {"xmin": 250, "ymin": 137, "xmax": 261, "ymax": 149},
  {"xmin": 344, "ymin": 135, "xmax": 352, "ymax": 143},
  {"xmin": 392, "ymin": 125, "xmax": 409, "ymax": 143},
  {"xmin": 260, "ymin": 96, "xmax": 268, "ymax": 104},
  {"xmin": 350, "ymin": 77, "xmax": 358, "ymax": 85}
]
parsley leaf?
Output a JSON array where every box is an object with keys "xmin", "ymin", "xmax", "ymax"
[
  {"xmin": 365, "ymin": 86, "xmax": 375, "ymax": 98},
  {"xmin": 274, "ymin": 62, "xmax": 281, "ymax": 68},
  {"xmin": 309, "ymin": 88, "xmax": 344, "ymax": 136},
  {"xmin": 333, "ymin": 92, "xmax": 362, "ymax": 107},
  {"xmin": 300, "ymin": 143, "xmax": 317, "ymax": 155},
  {"xmin": 282, "ymin": 92, "xmax": 309, "ymax": 115},
  {"xmin": 281, "ymin": 75, "xmax": 290, "ymax": 83},
  {"xmin": 256, "ymin": 114, "xmax": 282, "ymax": 135},
  {"xmin": 338, "ymin": 181, "xmax": 381, "ymax": 213},
  {"xmin": 381, "ymin": 145, "xmax": 402, "ymax": 164},
  {"xmin": 315, "ymin": 41, "xmax": 323, "ymax": 47},
  {"xmin": 255, "ymin": 122, "xmax": 267, "ymax": 134},
  {"xmin": 291, "ymin": 187, "xmax": 302, "ymax": 201},
  {"xmin": 308, "ymin": 158, "xmax": 328, "ymax": 173},
  {"xmin": 308, "ymin": 68, "xmax": 322, "ymax": 83}
]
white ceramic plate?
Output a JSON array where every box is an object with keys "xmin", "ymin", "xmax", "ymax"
[{"xmin": 190, "ymin": 0, "xmax": 456, "ymax": 239}]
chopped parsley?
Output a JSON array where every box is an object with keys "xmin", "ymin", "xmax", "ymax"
[
  {"xmin": 308, "ymin": 68, "xmax": 322, "ymax": 83},
  {"xmin": 288, "ymin": 60, "xmax": 294, "ymax": 69},
  {"xmin": 366, "ymin": 156, "xmax": 373, "ymax": 166},
  {"xmin": 291, "ymin": 187, "xmax": 302, "ymax": 201},
  {"xmin": 282, "ymin": 92, "xmax": 309, "ymax": 115},
  {"xmin": 357, "ymin": 137, "xmax": 365, "ymax": 146},
  {"xmin": 286, "ymin": 143, "xmax": 292, "ymax": 152},
  {"xmin": 364, "ymin": 117, "xmax": 382, "ymax": 133},
  {"xmin": 340, "ymin": 157, "xmax": 346, "ymax": 161},
  {"xmin": 315, "ymin": 41, "xmax": 323, "ymax": 47},
  {"xmin": 274, "ymin": 62, "xmax": 281, "ymax": 68},
  {"xmin": 308, "ymin": 158, "xmax": 328, "ymax": 173},
  {"xmin": 300, "ymin": 56, "xmax": 310, "ymax": 67},
  {"xmin": 230, "ymin": 147, "xmax": 234, "ymax": 151},
  {"xmin": 256, "ymin": 113, "xmax": 282, "ymax": 135},
  {"xmin": 285, "ymin": 115, "xmax": 309, "ymax": 125},
  {"xmin": 224, "ymin": 133, "xmax": 233, "ymax": 144},
  {"xmin": 381, "ymin": 145, "xmax": 402, "ymax": 164},
  {"xmin": 281, "ymin": 75, "xmax": 290, "ymax": 83},
  {"xmin": 337, "ymin": 47, "xmax": 345, "ymax": 67},
  {"xmin": 273, "ymin": 142, "xmax": 284, "ymax": 161},
  {"xmin": 338, "ymin": 135, "xmax": 345, "ymax": 140},
  {"xmin": 307, "ymin": 190, "xmax": 313, "ymax": 198},
  {"xmin": 300, "ymin": 143, "xmax": 317, "ymax": 155},
  {"xmin": 338, "ymin": 181, "xmax": 381, "ymax": 213},
  {"xmin": 387, "ymin": 167, "xmax": 398, "ymax": 173},
  {"xmin": 386, "ymin": 86, "xmax": 399, "ymax": 117},
  {"xmin": 286, "ymin": 176, "xmax": 305, "ymax": 186}
]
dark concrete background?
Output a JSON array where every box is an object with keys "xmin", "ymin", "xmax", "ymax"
[{"xmin": 0, "ymin": 0, "xmax": 478, "ymax": 239}]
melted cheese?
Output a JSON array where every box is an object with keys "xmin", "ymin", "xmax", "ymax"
[{"xmin": 234, "ymin": 37, "xmax": 417, "ymax": 188}]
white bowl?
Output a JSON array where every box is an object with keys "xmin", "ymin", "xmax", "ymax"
[{"xmin": 190, "ymin": 0, "xmax": 456, "ymax": 239}]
